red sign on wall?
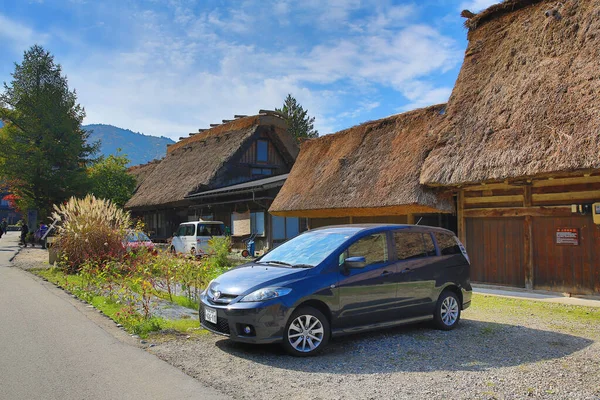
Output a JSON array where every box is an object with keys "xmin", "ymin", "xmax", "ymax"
[{"xmin": 556, "ymin": 228, "xmax": 579, "ymax": 246}]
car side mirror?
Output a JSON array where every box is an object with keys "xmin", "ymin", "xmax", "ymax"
[
  {"xmin": 173, "ymin": 232, "xmax": 178, "ymax": 237},
  {"xmin": 344, "ymin": 256, "xmax": 366, "ymax": 269}
]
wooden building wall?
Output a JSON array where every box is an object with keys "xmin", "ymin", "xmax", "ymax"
[{"xmin": 458, "ymin": 174, "xmax": 600, "ymax": 294}]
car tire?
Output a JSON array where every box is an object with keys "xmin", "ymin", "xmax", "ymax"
[
  {"xmin": 170, "ymin": 246, "xmax": 176, "ymax": 254},
  {"xmin": 433, "ymin": 290, "xmax": 461, "ymax": 330},
  {"xmin": 282, "ymin": 306, "xmax": 330, "ymax": 357}
]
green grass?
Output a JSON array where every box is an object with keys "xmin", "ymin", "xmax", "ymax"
[
  {"xmin": 471, "ymin": 293, "xmax": 600, "ymax": 324},
  {"xmin": 31, "ymin": 268, "xmax": 204, "ymax": 339}
]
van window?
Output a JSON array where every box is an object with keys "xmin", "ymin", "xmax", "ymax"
[
  {"xmin": 197, "ymin": 224, "xmax": 224, "ymax": 237},
  {"xmin": 434, "ymin": 232, "xmax": 461, "ymax": 255},
  {"xmin": 393, "ymin": 232, "xmax": 432, "ymax": 260},
  {"xmin": 184, "ymin": 225, "xmax": 195, "ymax": 236},
  {"xmin": 342, "ymin": 234, "xmax": 388, "ymax": 267}
]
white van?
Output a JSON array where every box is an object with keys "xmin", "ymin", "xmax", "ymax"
[{"xmin": 171, "ymin": 220, "xmax": 226, "ymax": 256}]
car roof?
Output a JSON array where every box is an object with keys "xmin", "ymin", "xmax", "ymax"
[
  {"xmin": 311, "ymin": 224, "xmax": 456, "ymax": 236},
  {"xmin": 180, "ymin": 221, "xmax": 224, "ymax": 225}
]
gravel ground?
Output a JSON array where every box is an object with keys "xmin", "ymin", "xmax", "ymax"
[
  {"xmin": 150, "ymin": 303, "xmax": 600, "ymax": 400},
  {"xmin": 11, "ymin": 246, "xmax": 50, "ymax": 270}
]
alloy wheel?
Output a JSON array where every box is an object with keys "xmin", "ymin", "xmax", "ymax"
[
  {"xmin": 440, "ymin": 296, "xmax": 459, "ymax": 326},
  {"xmin": 287, "ymin": 314, "xmax": 324, "ymax": 353}
]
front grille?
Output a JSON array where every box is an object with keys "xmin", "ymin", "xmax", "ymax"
[
  {"xmin": 201, "ymin": 309, "xmax": 230, "ymax": 335},
  {"xmin": 207, "ymin": 288, "xmax": 238, "ymax": 305}
]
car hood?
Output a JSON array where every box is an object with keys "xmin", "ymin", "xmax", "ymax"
[{"xmin": 210, "ymin": 264, "xmax": 310, "ymax": 296}]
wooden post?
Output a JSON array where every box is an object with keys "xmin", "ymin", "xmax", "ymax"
[
  {"xmin": 407, "ymin": 214, "xmax": 415, "ymax": 225},
  {"xmin": 457, "ymin": 191, "xmax": 467, "ymax": 249},
  {"xmin": 349, "ymin": 216, "xmax": 354, "ymax": 224},
  {"xmin": 524, "ymin": 215, "xmax": 534, "ymax": 289},
  {"xmin": 523, "ymin": 184, "xmax": 534, "ymax": 289}
]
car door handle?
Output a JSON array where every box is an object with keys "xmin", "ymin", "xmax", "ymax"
[
  {"xmin": 401, "ymin": 268, "xmax": 413, "ymax": 274},
  {"xmin": 380, "ymin": 270, "xmax": 392, "ymax": 276}
]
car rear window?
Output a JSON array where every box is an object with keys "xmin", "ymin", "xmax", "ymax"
[
  {"xmin": 393, "ymin": 232, "xmax": 436, "ymax": 260},
  {"xmin": 434, "ymin": 232, "xmax": 462, "ymax": 255}
]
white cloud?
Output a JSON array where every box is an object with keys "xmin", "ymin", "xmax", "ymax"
[
  {"xmin": 1, "ymin": 2, "xmax": 464, "ymax": 140},
  {"xmin": 0, "ymin": 14, "xmax": 49, "ymax": 52},
  {"xmin": 459, "ymin": 0, "xmax": 498, "ymax": 12}
]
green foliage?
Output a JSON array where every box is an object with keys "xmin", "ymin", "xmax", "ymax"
[
  {"xmin": 0, "ymin": 45, "xmax": 97, "ymax": 219},
  {"xmin": 88, "ymin": 152, "xmax": 137, "ymax": 208},
  {"xmin": 33, "ymin": 232, "xmax": 234, "ymax": 338},
  {"xmin": 207, "ymin": 236, "xmax": 232, "ymax": 269},
  {"xmin": 52, "ymin": 194, "xmax": 131, "ymax": 272},
  {"xmin": 276, "ymin": 94, "xmax": 319, "ymax": 141}
]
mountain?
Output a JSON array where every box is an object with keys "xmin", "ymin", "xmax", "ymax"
[
  {"xmin": 0, "ymin": 122, "xmax": 171, "ymax": 166},
  {"xmin": 84, "ymin": 124, "xmax": 175, "ymax": 166}
]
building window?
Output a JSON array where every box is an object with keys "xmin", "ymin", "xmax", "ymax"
[
  {"xmin": 272, "ymin": 216, "xmax": 299, "ymax": 242},
  {"xmin": 256, "ymin": 140, "xmax": 268, "ymax": 162},
  {"xmin": 251, "ymin": 168, "xmax": 273, "ymax": 177},
  {"xmin": 251, "ymin": 211, "xmax": 265, "ymax": 236}
]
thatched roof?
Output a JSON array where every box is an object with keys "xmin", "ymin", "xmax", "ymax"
[
  {"xmin": 421, "ymin": 0, "xmax": 600, "ymax": 186},
  {"xmin": 126, "ymin": 114, "xmax": 297, "ymax": 209},
  {"xmin": 270, "ymin": 105, "xmax": 453, "ymax": 218},
  {"xmin": 127, "ymin": 159, "xmax": 161, "ymax": 191}
]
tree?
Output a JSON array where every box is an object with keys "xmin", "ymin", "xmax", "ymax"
[
  {"xmin": 0, "ymin": 45, "xmax": 97, "ymax": 219},
  {"xmin": 275, "ymin": 94, "xmax": 318, "ymax": 141},
  {"xmin": 88, "ymin": 151, "xmax": 136, "ymax": 208}
]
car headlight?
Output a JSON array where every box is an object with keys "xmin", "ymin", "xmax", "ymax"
[{"xmin": 240, "ymin": 287, "xmax": 292, "ymax": 302}]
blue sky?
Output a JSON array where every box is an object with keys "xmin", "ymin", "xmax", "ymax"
[{"xmin": 0, "ymin": 0, "xmax": 497, "ymax": 140}]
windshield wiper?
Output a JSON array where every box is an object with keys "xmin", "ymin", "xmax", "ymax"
[
  {"xmin": 261, "ymin": 260, "xmax": 293, "ymax": 267},
  {"xmin": 292, "ymin": 264, "xmax": 314, "ymax": 268}
]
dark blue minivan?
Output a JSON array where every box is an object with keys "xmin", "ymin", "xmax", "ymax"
[{"xmin": 200, "ymin": 224, "xmax": 472, "ymax": 356}]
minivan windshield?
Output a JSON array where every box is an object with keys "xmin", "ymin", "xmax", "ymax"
[{"xmin": 259, "ymin": 229, "xmax": 359, "ymax": 267}]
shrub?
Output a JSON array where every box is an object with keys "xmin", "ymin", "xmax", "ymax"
[
  {"xmin": 52, "ymin": 194, "xmax": 131, "ymax": 273},
  {"xmin": 207, "ymin": 236, "xmax": 232, "ymax": 269}
]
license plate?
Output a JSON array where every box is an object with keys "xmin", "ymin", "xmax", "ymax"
[{"xmin": 204, "ymin": 307, "xmax": 217, "ymax": 324}]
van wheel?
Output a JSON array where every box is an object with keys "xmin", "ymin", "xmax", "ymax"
[
  {"xmin": 190, "ymin": 248, "xmax": 196, "ymax": 258},
  {"xmin": 434, "ymin": 290, "xmax": 461, "ymax": 330},
  {"xmin": 169, "ymin": 246, "xmax": 176, "ymax": 254},
  {"xmin": 282, "ymin": 306, "xmax": 330, "ymax": 357}
]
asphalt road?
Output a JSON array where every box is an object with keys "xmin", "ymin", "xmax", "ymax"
[{"xmin": 0, "ymin": 232, "xmax": 229, "ymax": 400}]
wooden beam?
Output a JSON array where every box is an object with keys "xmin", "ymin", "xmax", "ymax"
[
  {"xmin": 531, "ymin": 190, "xmax": 600, "ymax": 203},
  {"xmin": 523, "ymin": 185, "xmax": 532, "ymax": 207},
  {"xmin": 457, "ymin": 191, "xmax": 466, "ymax": 249},
  {"xmin": 269, "ymin": 204, "xmax": 453, "ymax": 218},
  {"xmin": 462, "ymin": 183, "xmax": 521, "ymax": 191},
  {"xmin": 524, "ymin": 215, "xmax": 533, "ymax": 289},
  {"xmin": 464, "ymin": 195, "xmax": 524, "ymax": 205},
  {"xmin": 463, "ymin": 206, "xmax": 572, "ymax": 218},
  {"xmin": 532, "ymin": 175, "xmax": 600, "ymax": 187}
]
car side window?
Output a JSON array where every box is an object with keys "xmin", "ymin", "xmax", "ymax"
[
  {"xmin": 393, "ymin": 232, "xmax": 428, "ymax": 260},
  {"xmin": 184, "ymin": 225, "xmax": 195, "ymax": 236},
  {"xmin": 341, "ymin": 234, "xmax": 388, "ymax": 267},
  {"xmin": 197, "ymin": 225, "xmax": 210, "ymax": 236},
  {"xmin": 176, "ymin": 226, "xmax": 187, "ymax": 236},
  {"xmin": 434, "ymin": 232, "xmax": 461, "ymax": 255},
  {"xmin": 424, "ymin": 233, "xmax": 436, "ymax": 256}
]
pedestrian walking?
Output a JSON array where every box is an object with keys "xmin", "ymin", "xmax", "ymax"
[
  {"xmin": 0, "ymin": 218, "xmax": 6, "ymax": 236},
  {"xmin": 20, "ymin": 220, "xmax": 29, "ymax": 247}
]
